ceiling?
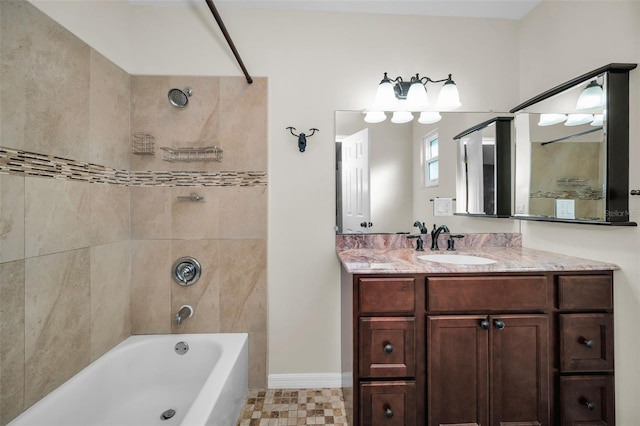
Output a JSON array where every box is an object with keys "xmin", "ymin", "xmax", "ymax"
[{"xmin": 131, "ymin": 0, "xmax": 542, "ymax": 20}]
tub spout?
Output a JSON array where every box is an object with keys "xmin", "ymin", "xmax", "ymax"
[{"xmin": 174, "ymin": 305, "xmax": 194, "ymax": 326}]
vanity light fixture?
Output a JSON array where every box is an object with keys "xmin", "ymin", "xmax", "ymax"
[
  {"xmin": 364, "ymin": 72, "xmax": 461, "ymax": 124},
  {"xmin": 575, "ymin": 79, "xmax": 604, "ymax": 111},
  {"xmin": 564, "ymin": 113, "xmax": 594, "ymax": 126}
]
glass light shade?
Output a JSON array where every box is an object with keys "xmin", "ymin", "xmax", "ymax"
[
  {"xmin": 436, "ymin": 81, "xmax": 461, "ymax": 110},
  {"xmin": 538, "ymin": 113, "xmax": 567, "ymax": 126},
  {"xmin": 371, "ymin": 81, "xmax": 397, "ymax": 111},
  {"xmin": 404, "ymin": 82, "xmax": 430, "ymax": 111},
  {"xmin": 363, "ymin": 111, "xmax": 386, "ymax": 124},
  {"xmin": 565, "ymin": 113, "xmax": 594, "ymax": 126},
  {"xmin": 591, "ymin": 114, "xmax": 604, "ymax": 126},
  {"xmin": 391, "ymin": 111, "xmax": 414, "ymax": 124},
  {"xmin": 418, "ymin": 111, "xmax": 442, "ymax": 124},
  {"xmin": 575, "ymin": 80, "xmax": 604, "ymax": 111}
]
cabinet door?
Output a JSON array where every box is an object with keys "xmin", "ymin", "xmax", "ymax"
[
  {"xmin": 490, "ymin": 315, "xmax": 550, "ymax": 426},
  {"xmin": 427, "ymin": 315, "xmax": 489, "ymax": 426}
]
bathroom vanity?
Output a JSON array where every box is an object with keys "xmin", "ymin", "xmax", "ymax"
[{"xmin": 337, "ymin": 234, "xmax": 617, "ymax": 426}]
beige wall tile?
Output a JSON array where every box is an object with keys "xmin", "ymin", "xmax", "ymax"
[
  {"xmin": 89, "ymin": 49, "xmax": 130, "ymax": 170},
  {"xmin": 0, "ymin": 174, "xmax": 25, "ymax": 263},
  {"xmin": 130, "ymin": 186, "xmax": 171, "ymax": 240},
  {"xmin": 171, "ymin": 186, "xmax": 220, "ymax": 240},
  {"xmin": 90, "ymin": 183, "xmax": 130, "ymax": 246},
  {"xmin": 0, "ymin": 260, "xmax": 25, "ymax": 424},
  {"xmin": 25, "ymin": 178, "xmax": 91, "ymax": 258},
  {"xmin": 0, "ymin": 1, "xmax": 90, "ymax": 161},
  {"xmin": 131, "ymin": 239, "xmax": 171, "ymax": 334},
  {"xmin": 248, "ymin": 331, "xmax": 267, "ymax": 388},
  {"xmin": 171, "ymin": 239, "xmax": 220, "ymax": 333},
  {"xmin": 90, "ymin": 241, "xmax": 131, "ymax": 361},
  {"xmin": 219, "ymin": 239, "xmax": 267, "ymax": 333},
  {"xmin": 217, "ymin": 77, "xmax": 267, "ymax": 171},
  {"xmin": 24, "ymin": 249, "xmax": 91, "ymax": 408},
  {"xmin": 219, "ymin": 186, "xmax": 267, "ymax": 239}
]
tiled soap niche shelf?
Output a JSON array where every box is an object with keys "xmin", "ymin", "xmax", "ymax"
[{"xmin": 131, "ymin": 132, "xmax": 223, "ymax": 162}]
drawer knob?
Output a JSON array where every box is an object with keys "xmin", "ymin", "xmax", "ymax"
[
  {"xmin": 494, "ymin": 319, "xmax": 506, "ymax": 330},
  {"xmin": 384, "ymin": 344, "xmax": 394, "ymax": 354},
  {"xmin": 384, "ymin": 407, "xmax": 394, "ymax": 419},
  {"xmin": 480, "ymin": 320, "xmax": 490, "ymax": 330},
  {"xmin": 579, "ymin": 397, "xmax": 597, "ymax": 411},
  {"xmin": 579, "ymin": 336, "xmax": 595, "ymax": 349}
]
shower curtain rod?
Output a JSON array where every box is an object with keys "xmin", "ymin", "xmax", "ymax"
[{"xmin": 204, "ymin": 0, "xmax": 253, "ymax": 84}]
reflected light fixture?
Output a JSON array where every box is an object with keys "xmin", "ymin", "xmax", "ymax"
[
  {"xmin": 565, "ymin": 113, "xmax": 594, "ymax": 126},
  {"xmin": 575, "ymin": 79, "xmax": 604, "ymax": 111},
  {"xmin": 538, "ymin": 113, "xmax": 567, "ymax": 126},
  {"xmin": 364, "ymin": 72, "xmax": 461, "ymax": 124}
]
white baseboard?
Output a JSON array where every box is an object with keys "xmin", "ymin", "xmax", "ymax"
[{"xmin": 268, "ymin": 373, "xmax": 343, "ymax": 389}]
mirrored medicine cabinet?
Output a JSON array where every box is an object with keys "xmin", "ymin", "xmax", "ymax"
[
  {"xmin": 510, "ymin": 63, "xmax": 637, "ymax": 225},
  {"xmin": 454, "ymin": 116, "xmax": 513, "ymax": 218}
]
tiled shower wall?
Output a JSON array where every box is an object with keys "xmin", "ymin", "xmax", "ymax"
[{"xmin": 0, "ymin": 2, "xmax": 267, "ymax": 424}]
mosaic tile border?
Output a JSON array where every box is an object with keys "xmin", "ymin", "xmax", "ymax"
[{"xmin": 0, "ymin": 146, "xmax": 267, "ymax": 187}]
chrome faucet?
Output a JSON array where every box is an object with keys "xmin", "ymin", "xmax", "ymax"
[
  {"xmin": 413, "ymin": 221, "xmax": 428, "ymax": 234},
  {"xmin": 430, "ymin": 224, "xmax": 450, "ymax": 250},
  {"xmin": 174, "ymin": 305, "xmax": 194, "ymax": 327}
]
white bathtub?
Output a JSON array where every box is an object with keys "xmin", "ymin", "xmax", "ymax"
[{"xmin": 9, "ymin": 333, "xmax": 248, "ymax": 426}]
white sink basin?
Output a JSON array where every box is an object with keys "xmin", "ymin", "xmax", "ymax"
[{"xmin": 418, "ymin": 254, "xmax": 497, "ymax": 265}]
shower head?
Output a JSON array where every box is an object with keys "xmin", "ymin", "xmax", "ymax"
[{"xmin": 168, "ymin": 87, "xmax": 193, "ymax": 108}]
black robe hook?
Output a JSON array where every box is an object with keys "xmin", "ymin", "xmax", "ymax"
[{"xmin": 286, "ymin": 127, "xmax": 319, "ymax": 152}]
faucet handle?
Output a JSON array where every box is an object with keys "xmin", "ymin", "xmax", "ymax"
[
  {"xmin": 446, "ymin": 234, "xmax": 465, "ymax": 251},
  {"xmin": 406, "ymin": 235, "xmax": 425, "ymax": 251}
]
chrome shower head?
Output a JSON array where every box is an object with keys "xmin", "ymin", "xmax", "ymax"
[{"xmin": 168, "ymin": 87, "xmax": 193, "ymax": 108}]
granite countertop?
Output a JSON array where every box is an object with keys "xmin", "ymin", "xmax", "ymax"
[{"xmin": 336, "ymin": 233, "xmax": 618, "ymax": 274}]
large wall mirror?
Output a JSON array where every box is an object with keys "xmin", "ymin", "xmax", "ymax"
[
  {"xmin": 335, "ymin": 111, "xmax": 509, "ymax": 234},
  {"xmin": 511, "ymin": 63, "xmax": 636, "ymax": 225}
]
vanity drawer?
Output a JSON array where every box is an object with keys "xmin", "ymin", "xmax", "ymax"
[
  {"xmin": 427, "ymin": 276, "xmax": 548, "ymax": 312},
  {"xmin": 359, "ymin": 317, "xmax": 416, "ymax": 378},
  {"xmin": 560, "ymin": 313, "xmax": 614, "ymax": 372},
  {"xmin": 359, "ymin": 277, "xmax": 415, "ymax": 314},
  {"xmin": 360, "ymin": 381, "xmax": 416, "ymax": 426},
  {"xmin": 560, "ymin": 375, "xmax": 614, "ymax": 426},
  {"xmin": 558, "ymin": 275, "xmax": 613, "ymax": 310}
]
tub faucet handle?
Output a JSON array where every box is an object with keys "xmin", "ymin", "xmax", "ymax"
[{"xmin": 174, "ymin": 305, "xmax": 194, "ymax": 326}]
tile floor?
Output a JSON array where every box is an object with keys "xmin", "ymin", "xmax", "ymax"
[{"xmin": 235, "ymin": 388, "xmax": 348, "ymax": 425}]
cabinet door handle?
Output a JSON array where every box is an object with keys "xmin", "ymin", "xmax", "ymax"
[
  {"xmin": 384, "ymin": 407, "xmax": 394, "ymax": 419},
  {"xmin": 579, "ymin": 336, "xmax": 595, "ymax": 349},
  {"xmin": 480, "ymin": 319, "xmax": 490, "ymax": 330},
  {"xmin": 384, "ymin": 344, "xmax": 394, "ymax": 354},
  {"xmin": 493, "ymin": 319, "xmax": 506, "ymax": 330},
  {"xmin": 579, "ymin": 397, "xmax": 597, "ymax": 411}
]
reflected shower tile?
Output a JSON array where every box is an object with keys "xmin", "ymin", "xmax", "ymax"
[
  {"xmin": 219, "ymin": 239, "xmax": 267, "ymax": 333},
  {"xmin": 217, "ymin": 77, "xmax": 267, "ymax": 171},
  {"xmin": 219, "ymin": 186, "xmax": 267, "ymax": 239},
  {"xmin": 171, "ymin": 239, "xmax": 220, "ymax": 334},
  {"xmin": 0, "ymin": 260, "xmax": 25, "ymax": 424},
  {"xmin": 90, "ymin": 241, "xmax": 131, "ymax": 361},
  {"xmin": 171, "ymin": 186, "xmax": 220, "ymax": 240},
  {"xmin": 90, "ymin": 183, "xmax": 130, "ymax": 246},
  {"xmin": 89, "ymin": 49, "xmax": 130, "ymax": 170},
  {"xmin": 131, "ymin": 239, "xmax": 171, "ymax": 334},
  {"xmin": 130, "ymin": 186, "xmax": 172, "ymax": 240},
  {"xmin": 25, "ymin": 177, "xmax": 91, "ymax": 258},
  {"xmin": 0, "ymin": 174, "xmax": 25, "ymax": 263},
  {"xmin": 24, "ymin": 249, "xmax": 91, "ymax": 407},
  {"xmin": 0, "ymin": 0, "xmax": 90, "ymax": 160}
]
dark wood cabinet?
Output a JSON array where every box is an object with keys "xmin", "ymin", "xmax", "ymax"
[{"xmin": 341, "ymin": 271, "xmax": 615, "ymax": 426}]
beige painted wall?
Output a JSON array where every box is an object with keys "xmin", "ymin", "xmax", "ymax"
[{"xmin": 22, "ymin": 1, "xmax": 640, "ymax": 423}]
